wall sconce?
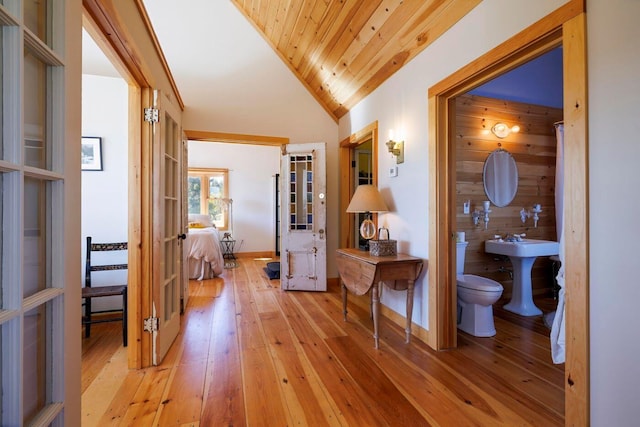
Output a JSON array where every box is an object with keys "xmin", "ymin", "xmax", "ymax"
[
  {"xmin": 386, "ymin": 130, "xmax": 404, "ymax": 164},
  {"xmin": 491, "ymin": 122, "xmax": 520, "ymax": 139},
  {"xmin": 520, "ymin": 203, "xmax": 542, "ymax": 228},
  {"xmin": 472, "ymin": 200, "xmax": 491, "ymax": 230}
]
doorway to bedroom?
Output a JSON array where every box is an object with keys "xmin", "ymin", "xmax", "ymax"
[
  {"xmin": 184, "ymin": 134, "xmax": 285, "ymax": 285},
  {"xmin": 80, "ymin": 26, "xmax": 131, "ymax": 399}
]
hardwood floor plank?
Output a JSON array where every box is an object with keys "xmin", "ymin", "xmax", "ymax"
[
  {"xmin": 120, "ymin": 367, "xmax": 172, "ymax": 426},
  {"xmin": 82, "ymin": 259, "xmax": 565, "ymax": 426},
  {"xmin": 81, "ymin": 347, "xmax": 129, "ymax": 426},
  {"xmin": 234, "ymin": 264, "xmax": 290, "ymax": 425},
  {"xmin": 94, "ymin": 369, "xmax": 145, "ymax": 426},
  {"xmin": 326, "ymin": 335, "xmax": 431, "ymax": 426},
  {"xmin": 156, "ymin": 361, "xmax": 207, "ymax": 425},
  {"xmin": 201, "ymin": 282, "xmax": 246, "ymax": 425},
  {"xmin": 178, "ymin": 296, "xmax": 215, "ymax": 365},
  {"xmin": 278, "ymin": 291, "xmax": 390, "ymax": 426},
  {"xmin": 492, "ymin": 316, "xmax": 555, "ymax": 353},
  {"xmin": 290, "ymin": 291, "xmax": 349, "ymax": 339},
  {"xmin": 241, "ymin": 347, "xmax": 290, "ymax": 425},
  {"xmin": 320, "ymin": 289, "xmax": 560, "ymax": 426},
  {"xmin": 189, "ymin": 277, "xmax": 223, "ymax": 298},
  {"xmin": 260, "ymin": 310, "xmax": 342, "ymax": 425},
  {"xmin": 317, "ymin": 291, "xmax": 504, "ymax": 426},
  {"xmin": 81, "ymin": 322, "xmax": 122, "ymax": 394},
  {"xmin": 456, "ymin": 334, "xmax": 564, "ymax": 415},
  {"xmin": 459, "ymin": 332, "xmax": 564, "ymax": 386}
]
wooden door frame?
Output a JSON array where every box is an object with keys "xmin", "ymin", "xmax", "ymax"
[
  {"xmin": 83, "ymin": 1, "xmax": 185, "ymax": 368},
  {"xmin": 428, "ymin": 1, "xmax": 588, "ymax": 423},
  {"xmin": 339, "ymin": 121, "xmax": 379, "ymax": 250}
]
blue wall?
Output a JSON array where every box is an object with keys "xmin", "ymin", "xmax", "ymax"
[{"xmin": 469, "ymin": 47, "xmax": 563, "ymax": 108}]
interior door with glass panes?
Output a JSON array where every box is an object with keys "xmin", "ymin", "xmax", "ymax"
[
  {"xmin": 0, "ymin": 1, "xmax": 77, "ymax": 425},
  {"xmin": 151, "ymin": 90, "xmax": 183, "ymax": 364},
  {"xmin": 180, "ymin": 134, "xmax": 189, "ymax": 311},
  {"xmin": 280, "ymin": 143, "xmax": 327, "ymax": 291}
]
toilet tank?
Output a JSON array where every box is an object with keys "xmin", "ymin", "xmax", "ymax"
[{"xmin": 456, "ymin": 241, "xmax": 469, "ymax": 275}]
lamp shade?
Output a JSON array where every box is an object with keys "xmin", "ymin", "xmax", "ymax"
[{"xmin": 346, "ymin": 185, "xmax": 389, "ymax": 213}]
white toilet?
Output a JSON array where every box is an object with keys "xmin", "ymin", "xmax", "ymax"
[{"xmin": 456, "ymin": 241, "xmax": 504, "ymax": 337}]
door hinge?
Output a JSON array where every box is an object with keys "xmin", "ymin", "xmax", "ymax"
[
  {"xmin": 143, "ymin": 317, "xmax": 159, "ymax": 332},
  {"xmin": 144, "ymin": 108, "xmax": 159, "ymax": 123}
]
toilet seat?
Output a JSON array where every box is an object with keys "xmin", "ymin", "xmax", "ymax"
[{"xmin": 457, "ymin": 274, "xmax": 503, "ymax": 292}]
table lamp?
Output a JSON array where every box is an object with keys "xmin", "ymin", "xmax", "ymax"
[{"xmin": 346, "ymin": 185, "xmax": 389, "ymax": 249}]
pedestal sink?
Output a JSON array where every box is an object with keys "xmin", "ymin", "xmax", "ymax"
[{"xmin": 485, "ymin": 239, "xmax": 559, "ymax": 316}]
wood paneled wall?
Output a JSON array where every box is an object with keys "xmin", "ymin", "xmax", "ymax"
[{"xmin": 455, "ymin": 94, "xmax": 563, "ymax": 298}]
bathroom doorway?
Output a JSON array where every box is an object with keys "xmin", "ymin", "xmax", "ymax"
[
  {"xmin": 427, "ymin": 6, "xmax": 588, "ymax": 424},
  {"xmin": 338, "ymin": 121, "xmax": 380, "ymax": 250},
  {"xmin": 455, "ymin": 46, "xmax": 563, "ymax": 336}
]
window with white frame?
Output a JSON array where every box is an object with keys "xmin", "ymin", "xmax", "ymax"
[{"xmin": 187, "ymin": 168, "xmax": 229, "ymax": 230}]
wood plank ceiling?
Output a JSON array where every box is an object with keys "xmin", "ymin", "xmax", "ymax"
[{"xmin": 231, "ymin": 0, "xmax": 481, "ymax": 121}]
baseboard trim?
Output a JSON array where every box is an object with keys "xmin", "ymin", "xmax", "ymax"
[{"xmin": 235, "ymin": 251, "xmax": 277, "ymax": 259}]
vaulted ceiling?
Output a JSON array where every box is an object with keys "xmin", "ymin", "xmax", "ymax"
[
  {"xmin": 83, "ymin": 0, "xmax": 481, "ymax": 122},
  {"xmin": 231, "ymin": 0, "xmax": 481, "ymax": 120}
]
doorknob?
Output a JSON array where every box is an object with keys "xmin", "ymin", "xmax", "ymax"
[{"xmin": 177, "ymin": 233, "xmax": 186, "ymax": 240}]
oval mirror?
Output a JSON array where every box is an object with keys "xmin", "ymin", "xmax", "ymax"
[{"xmin": 483, "ymin": 149, "xmax": 518, "ymax": 207}]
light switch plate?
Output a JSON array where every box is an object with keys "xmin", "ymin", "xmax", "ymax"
[{"xmin": 388, "ymin": 166, "xmax": 398, "ymax": 177}]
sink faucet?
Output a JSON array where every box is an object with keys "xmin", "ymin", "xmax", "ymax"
[{"xmin": 495, "ymin": 233, "xmax": 526, "ymax": 242}]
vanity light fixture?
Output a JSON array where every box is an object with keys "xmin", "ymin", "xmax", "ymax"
[
  {"xmin": 386, "ymin": 129, "xmax": 404, "ymax": 164},
  {"xmin": 491, "ymin": 122, "xmax": 521, "ymax": 139},
  {"xmin": 520, "ymin": 203, "xmax": 542, "ymax": 228},
  {"xmin": 472, "ymin": 200, "xmax": 492, "ymax": 230}
]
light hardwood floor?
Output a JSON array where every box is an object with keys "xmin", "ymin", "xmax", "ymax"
[{"xmin": 82, "ymin": 258, "xmax": 564, "ymax": 426}]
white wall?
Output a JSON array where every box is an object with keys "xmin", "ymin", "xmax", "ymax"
[
  {"xmin": 588, "ymin": 0, "xmax": 640, "ymax": 424},
  {"xmin": 341, "ymin": 0, "xmax": 640, "ymax": 422},
  {"xmin": 143, "ymin": 0, "xmax": 340, "ymax": 273},
  {"xmin": 340, "ymin": 0, "xmax": 565, "ymax": 332},
  {"xmin": 81, "ymin": 74, "xmax": 129, "ymax": 309},
  {"xmin": 188, "ymin": 141, "xmax": 280, "ymax": 254}
]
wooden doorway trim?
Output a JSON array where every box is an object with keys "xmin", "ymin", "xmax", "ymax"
[
  {"xmin": 427, "ymin": 1, "xmax": 588, "ymax": 424},
  {"xmin": 339, "ymin": 121, "xmax": 379, "ymax": 249},
  {"xmin": 184, "ymin": 130, "xmax": 289, "ymax": 147},
  {"xmin": 83, "ymin": 1, "xmax": 185, "ymax": 368},
  {"xmin": 82, "ymin": 9, "xmax": 149, "ymax": 369}
]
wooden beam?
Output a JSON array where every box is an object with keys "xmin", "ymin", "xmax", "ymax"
[{"xmin": 184, "ymin": 130, "xmax": 289, "ymax": 147}]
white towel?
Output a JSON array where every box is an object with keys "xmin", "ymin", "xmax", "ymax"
[{"xmin": 550, "ymin": 213, "xmax": 566, "ymax": 364}]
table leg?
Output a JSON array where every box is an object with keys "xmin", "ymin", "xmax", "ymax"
[
  {"xmin": 405, "ymin": 280, "xmax": 415, "ymax": 343},
  {"xmin": 372, "ymin": 281, "xmax": 380, "ymax": 349},
  {"xmin": 342, "ymin": 283, "xmax": 348, "ymax": 321}
]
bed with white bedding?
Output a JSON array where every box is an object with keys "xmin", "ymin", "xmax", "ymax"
[{"xmin": 186, "ymin": 214, "xmax": 225, "ymax": 280}]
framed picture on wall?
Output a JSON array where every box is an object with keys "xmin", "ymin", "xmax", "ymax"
[{"xmin": 81, "ymin": 136, "xmax": 103, "ymax": 171}]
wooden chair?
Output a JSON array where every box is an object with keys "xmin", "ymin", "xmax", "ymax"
[{"xmin": 82, "ymin": 236, "xmax": 128, "ymax": 347}]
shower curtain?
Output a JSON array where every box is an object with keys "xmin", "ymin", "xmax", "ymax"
[{"xmin": 551, "ymin": 123, "xmax": 565, "ymax": 364}]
